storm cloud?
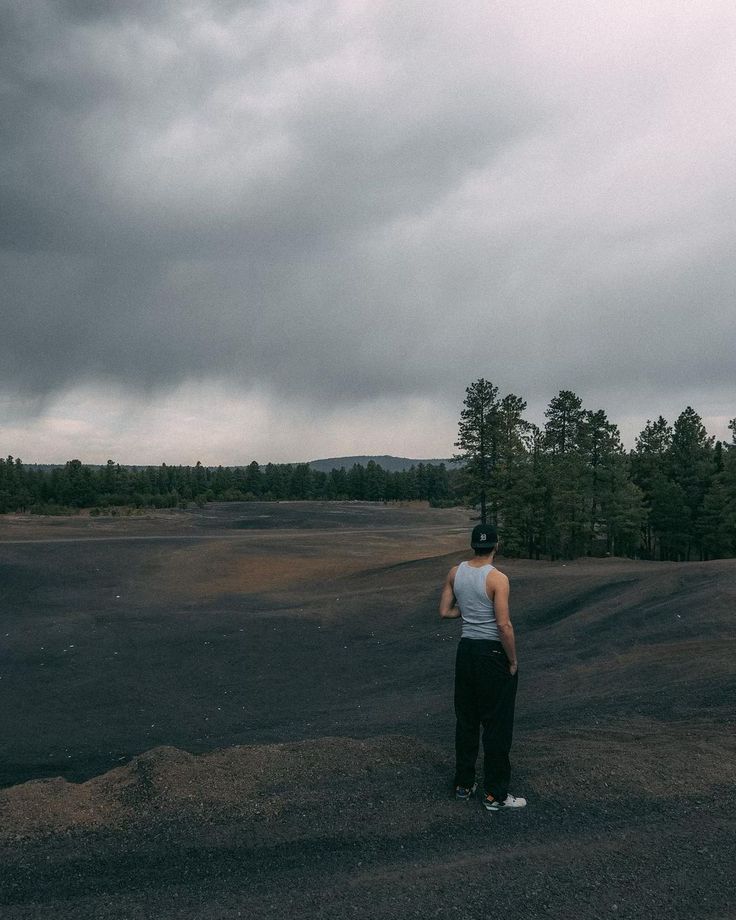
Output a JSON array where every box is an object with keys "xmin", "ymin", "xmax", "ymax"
[{"xmin": 1, "ymin": 1, "xmax": 735, "ymax": 460}]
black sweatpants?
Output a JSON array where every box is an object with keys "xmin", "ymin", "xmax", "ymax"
[{"xmin": 454, "ymin": 637, "xmax": 518, "ymax": 801}]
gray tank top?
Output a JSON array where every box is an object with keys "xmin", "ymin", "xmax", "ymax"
[{"xmin": 453, "ymin": 561, "xmax": 499, "ymax": 640}]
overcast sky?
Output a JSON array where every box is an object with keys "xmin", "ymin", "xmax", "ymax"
[{"xmin": 2, "ymin": 0, "xmax": 734, "ymax": 463}]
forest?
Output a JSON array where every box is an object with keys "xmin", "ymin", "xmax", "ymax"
[{"xmin": 1, "ymin": 383, "xmax": 734, "ymax": 561}]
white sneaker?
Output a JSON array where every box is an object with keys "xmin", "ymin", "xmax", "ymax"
[
  {"xmin": 455, "ymin": 783, "xmax": 478, "ymax": 801},
  {"xmin": 484, "ymin": 793, "xmax": 527, "ymax": 811}
]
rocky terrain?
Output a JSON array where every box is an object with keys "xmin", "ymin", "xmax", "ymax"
[{"xmin": 1, "ymin": 502, "xmax": 734, "ymax": 919}]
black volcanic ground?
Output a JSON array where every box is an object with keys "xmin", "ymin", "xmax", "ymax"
[{"xmin": 1, "ymin": 502, "xmax": 734, "ymax": 920}]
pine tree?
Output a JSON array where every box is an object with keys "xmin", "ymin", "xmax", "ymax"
[
  {"xmin": 649, "ymin": 478, "xmax": 691, "ymax": 560},
  {"xmin": 364, "ymin": 460, "xmax": 386, "ymax": 501},
  {"xmin": 543, "ymin": 391, "xmax": 587, "ymax": 558},
  {"xmin": 544, "ymin": 391, "xmax": 584, "ymax": 455},
  {"xmin": 631, "ymin": 417, "xmax": 673, "ymax": 558},
  {"xmin": 602, "ymin": 457, "xmax": 646, "ymax": 557},
  {"xmin": 454, "ymin": 378, "xmax": 500, "ymax": 523},
  {"xmin": 492, "ymin": 393, "xmax": 531, "ymax": 554},
  {"xmin": 670, "ymin": 407, "xmax": 715, "ymax": 559},
  {"xmin": 580, "ymin": 409, "xmax": 623, "ymax": 554},
  {"xmin": 699, "ymin": 425, "xmax": 736, "ymax": 558}
]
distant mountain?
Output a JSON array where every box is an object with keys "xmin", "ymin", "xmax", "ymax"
[
  {"xmin": 307, "ymin": 455, "xmax": 458, "ymax": 473},
  {"xmin": 24, "ymin": 457, "xmax": 461, "ymax": 473}
]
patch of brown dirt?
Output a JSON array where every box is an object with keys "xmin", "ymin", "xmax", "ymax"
[
  {"xmin": 0, "ymin": 735, "xmax": 439, "ymax": 841},
  {"xmin": 0, "ymin": 509, "xmax": 196, "ymax": 540},
  {"xmin": 140, "ymin": 531, "xmax": 467, "ymax": 603}
]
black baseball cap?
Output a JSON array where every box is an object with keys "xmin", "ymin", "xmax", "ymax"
[{"xmin": 471, "ymin": 524, "xmax": 498, "ymax": 549}]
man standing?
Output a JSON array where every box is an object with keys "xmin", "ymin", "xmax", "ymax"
[{"xmin": 439, "ymin": 524, "xmax": 526, "ymax": 810}]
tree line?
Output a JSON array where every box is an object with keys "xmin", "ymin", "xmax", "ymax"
[
  {"xmin": 1, "ymin": 380, "xmax": 734, "ymax": 560},
  {"xmin": 454, "ymin": 379, "xmax": 736, "ymax": 561},
  {"xmin": 0, "ymin": 457, "xmax": 453, "ymax": 515}
]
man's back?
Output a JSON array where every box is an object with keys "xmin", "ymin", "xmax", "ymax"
[{"xmin": 452, "ymin": 561, "xmax": 500, "ymax": 640}]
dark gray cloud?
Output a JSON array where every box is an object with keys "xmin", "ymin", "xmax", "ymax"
[{"xmin": 2, "ymin": 0, "xmax": 735, "ymax": 432}]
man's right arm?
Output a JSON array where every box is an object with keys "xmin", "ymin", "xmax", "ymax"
[
  {"xmin": 489, "ymin": 571, "xmax": 517, "ymax": 674},
  {"xmin": 439, "ymin": 566, "xmax": 460, "ymax": 619}
]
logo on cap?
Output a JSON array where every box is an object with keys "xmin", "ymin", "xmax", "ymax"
[{"xmin": 471, "ymin": 523, "xmax": 498, "ymax": 548}]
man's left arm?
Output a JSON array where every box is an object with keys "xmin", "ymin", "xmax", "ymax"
[{"xmin": 439, "ymin": 567, "xmax": 460, "ymax": 619}]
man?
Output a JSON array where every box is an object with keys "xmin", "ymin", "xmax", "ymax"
[{"xmin": 439, "ymin": 523, "xmax": 526, "ymax": 811}]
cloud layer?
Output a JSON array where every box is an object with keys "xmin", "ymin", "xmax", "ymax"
[{"xmin": 1, "ymin": 1, "xmax": 734, "ymax": 458}]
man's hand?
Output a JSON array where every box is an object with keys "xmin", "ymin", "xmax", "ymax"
[{"xmin": 509, "ymin": 660, "xmax": 518, "ymax": 676}]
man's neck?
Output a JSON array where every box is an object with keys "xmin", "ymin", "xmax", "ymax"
[{"xmin": 468, "ymin": 554, "xmax": 494, "ymax": 566}]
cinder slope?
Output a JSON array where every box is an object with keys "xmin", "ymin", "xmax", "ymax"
[{"xmin": 1, "ymin": 505, "xmax": 734, "ymax": 919}]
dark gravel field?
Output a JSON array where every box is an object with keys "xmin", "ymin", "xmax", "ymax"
[{"xmin": 1, "ymin": 502, "xmax": 734, "ymax": 919}]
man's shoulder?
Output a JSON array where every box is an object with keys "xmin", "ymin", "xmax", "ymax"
[
  {"xmin": 487, "ymin": 566, "xmax": 509, "ymax": 584},
  {"xmin": 448, "ymin": 560, "xmax": 470, "ymax": 581}
]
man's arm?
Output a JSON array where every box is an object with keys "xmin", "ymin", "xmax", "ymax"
[
  {"xmin": 489, "ymin": 570, "xmax": 517, "ymax": 674},
  {"xmin": 439, "ymin": 566, "xmax": 460, "ymax": 619}
]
